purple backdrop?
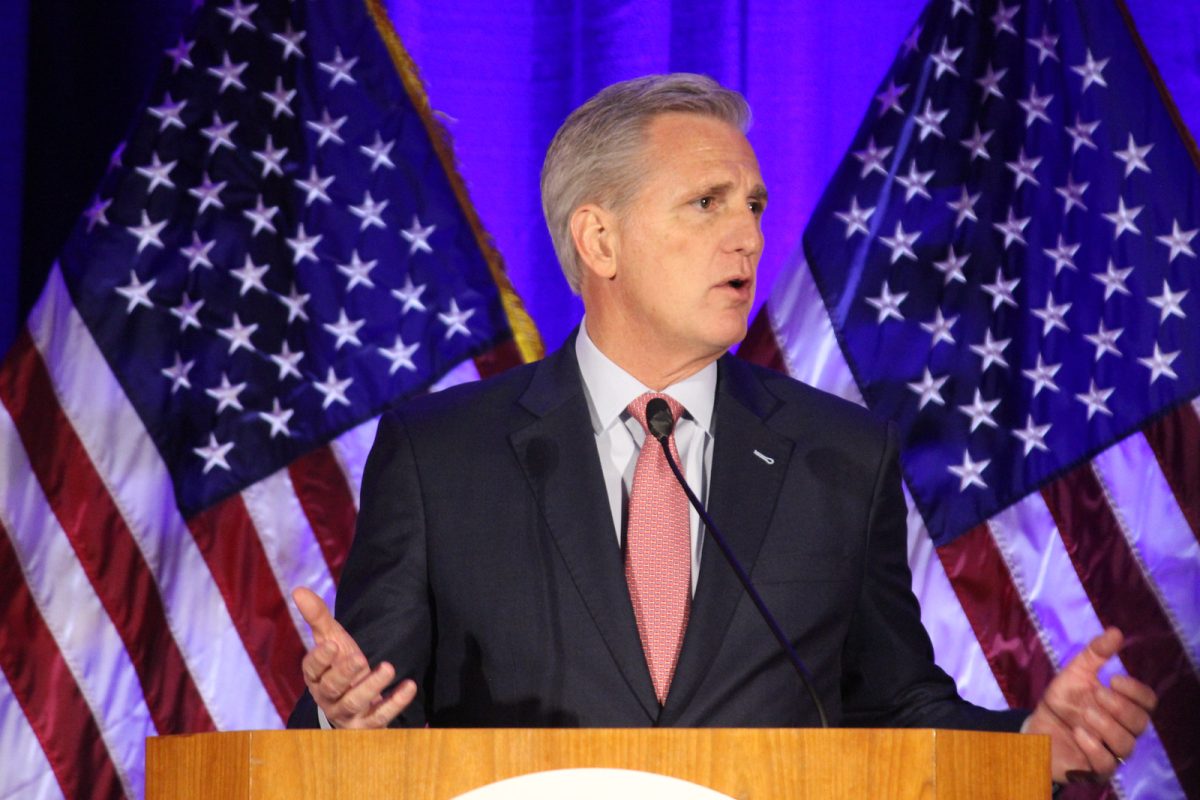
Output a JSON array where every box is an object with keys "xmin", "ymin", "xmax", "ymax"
[
  {"xmin": 385, "ymin": 0, "xmax": 1200, "ymax": 351},
  {"xmin": 2, "ymin": 0, "xmax": 1197, "ymax": 355}
]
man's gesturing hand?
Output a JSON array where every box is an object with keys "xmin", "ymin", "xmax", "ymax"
[
  {"xmin": 293, "ymin": 587, "xmax": 417, "ymax": 729},
  {"xmin": 1026, "ymin": 627, "xmax": 1157, "ymax": 784}
]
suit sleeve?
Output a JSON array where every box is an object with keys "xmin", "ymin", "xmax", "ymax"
[
  {"xmin": 838, "ymin": 422, "xmax": 1028, "ymax": 732},
  {"xmin": 288, "ymin": 411, "xmax": 433, "ymax": 728}
]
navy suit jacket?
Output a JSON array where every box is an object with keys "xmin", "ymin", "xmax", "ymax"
[{"xmin": 289, "ymin": 339, "xmax": 1026, "ymax": 731}]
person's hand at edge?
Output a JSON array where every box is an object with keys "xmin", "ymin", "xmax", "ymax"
[
  {"xmin": 1026, "ymin": 627, "xmax": 1157, "ymax": 784},
  {"xmin": 293, "ymin": 587, "xmax": 417, "ymax": 729}
]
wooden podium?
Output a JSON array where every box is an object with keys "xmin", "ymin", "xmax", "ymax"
[{"xmin": 146, "ymin": 728, "xmax": 1048, "ymax": 798}]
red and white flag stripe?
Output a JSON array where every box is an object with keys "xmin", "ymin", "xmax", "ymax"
[
  {"xmin": 0, "ymin": 663, "xmax": 64, "ymax": 799},
  {"xmin": 0, "ymin": 263, "xmax": 498, "ymax": 799}
]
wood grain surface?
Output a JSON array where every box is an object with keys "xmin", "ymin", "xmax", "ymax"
[{"xmin": 145, "ymin": 728, "xmax": 1050, "ymax": 799}]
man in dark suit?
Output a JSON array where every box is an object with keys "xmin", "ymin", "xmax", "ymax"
[{"xmin": 289, "ymin": 74, "xmax": 1154, "ymax": 784}]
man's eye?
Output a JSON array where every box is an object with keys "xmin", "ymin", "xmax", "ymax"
[
  {"xmin": 749, "ymin": 200, "xmax": 764, "ymax": 215},
  {"xmin": 695, "ymin": 196, "xmax": 714, "ymax": 210}
]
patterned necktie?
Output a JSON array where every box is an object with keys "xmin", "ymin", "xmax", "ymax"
[{"xmin": 625, "ymin": 391, "xmax": 691, "ymax": 705}]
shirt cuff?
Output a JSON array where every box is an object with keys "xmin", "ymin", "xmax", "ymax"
[{"xmin": 317, "ymin": 706, "xmax": 334, "ymax": 730}]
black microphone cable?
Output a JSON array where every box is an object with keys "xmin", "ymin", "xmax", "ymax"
[{"xmin": 645, "ymin": 397, "xmax": 830, "ymax": 728}]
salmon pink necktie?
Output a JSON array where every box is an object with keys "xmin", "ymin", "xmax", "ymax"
[{"xmin": 625, "ymin": 391, "xmax": 690, "ymax": 705}]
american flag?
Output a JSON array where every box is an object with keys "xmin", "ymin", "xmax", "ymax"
[
  {"xmin": 0, "ymin": 0, "xmax": 541, "ymax": 797},
  {"xmin": 741, "ymin": 0, "xmax": 1198, "ymax": 797}
]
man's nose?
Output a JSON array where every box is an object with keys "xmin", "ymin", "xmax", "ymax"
[{"xmin": 727, "ymin": 209, "xmax": 764, "ymax": 258}]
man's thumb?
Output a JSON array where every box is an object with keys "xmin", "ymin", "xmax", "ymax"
[
  {"xmin": 293, "ymin": 587, "xmax": 336, "ymax": 639},
  {"xmin": 1077, "ymin": 627, "xmax": 1123, "ymax": 674}
]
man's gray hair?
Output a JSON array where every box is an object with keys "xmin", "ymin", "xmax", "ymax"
[{"xmin": 540, "ymin": 73, "xmax": 751, "ymax": 294}]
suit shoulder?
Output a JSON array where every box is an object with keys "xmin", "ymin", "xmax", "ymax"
[
  {"xmin": 733, "ymin": 358, "xmax": 890, "ymax": 443},
  {"xmin": 378, "ymin": 359, "xmax": 540, "ymax": 434}
]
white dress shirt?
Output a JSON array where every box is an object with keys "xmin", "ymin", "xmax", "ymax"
[{"xmin": 575, "ymin": 320, "xmax": 715, "ymax": 594}]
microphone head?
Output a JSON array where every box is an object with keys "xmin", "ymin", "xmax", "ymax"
[{"xmin": 645, "ymin": 397, "xmax": 675, "ymax": 442}]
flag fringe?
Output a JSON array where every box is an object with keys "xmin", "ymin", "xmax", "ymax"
[
  {"xmin": 1116, "ymin": 0, "xmax": 1200, "ymax": 174},
  {"xmin": 363, "ymin": 0, "xmax": 546, "ymax": 364}
]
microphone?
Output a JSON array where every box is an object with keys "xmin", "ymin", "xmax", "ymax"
[{"xmin": 645, "ymin": 398, "xmax": 830, "ymax": 728}]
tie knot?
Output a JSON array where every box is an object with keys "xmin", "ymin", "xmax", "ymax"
[{"xmin": 626, "ymin": 391, "xmax": 685, "ymax": 434}]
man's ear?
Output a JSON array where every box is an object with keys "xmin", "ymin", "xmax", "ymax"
[{"xmin": 569, "ymin": 204, "xmax": 618, "ymax": 281}]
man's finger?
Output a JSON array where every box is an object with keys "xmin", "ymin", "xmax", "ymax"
[
  {"xmin": 1069, "ymin": 627, "xmax": 1124, "ymax": 677},
  {"xmin": 366, "ymin": 679, "xmax": 418, "ymax": 728},
  {"xmin": 1072, "ymin": 725, "xmax": 1118, "ymax": 778},
  {"xmin": 316, "ymin": 651, "xmax": 371, "ymax": 700},
  {"xmin": 1081, "ymin": 704, "xmax": 1136, "ymax": 763},
  {"xmin": 330, "ymin": 662, "xmax": 398, "ymax": 727},
  {"xmin": 1109, "ymin": 675, "xmax": 1158, "ymax": 714},
  {"xmin": 1096, "ymin": 686, "xmax": 1152, "ymax": 738},
  {"xmin": 301, "ymin": 640, "xmax": 338, "ymax": 685},
  {"xmin": 293, "ymin": 587, "xmax": 339, "ymax": 640}
]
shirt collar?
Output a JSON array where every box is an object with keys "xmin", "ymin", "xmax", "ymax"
[{"xmin": 575, "ymin": 318, "xmax": 717, "ymax": 435}]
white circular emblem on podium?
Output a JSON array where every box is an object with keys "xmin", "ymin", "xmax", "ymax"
[{"xmin": 452, "ymin": 768, "xmax": 736, "ymax": 799}]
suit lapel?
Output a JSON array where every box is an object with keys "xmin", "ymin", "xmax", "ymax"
[
  {"xmin": 661, "ymin": 356, "xmax": 794, "ymax": 722},
  {"xmin": 508, "ymin": 342, "xmax": 659, "ymax": 721}
]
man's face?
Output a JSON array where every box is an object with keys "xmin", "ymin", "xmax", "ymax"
[{"xmin": 607, "ymin": 112, "xmax": 766, "ymax": 365}]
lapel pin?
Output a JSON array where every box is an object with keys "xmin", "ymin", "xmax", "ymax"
[{"xmin": 753, "ymin": 449, "xmax": 775, "ymax": 465}]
